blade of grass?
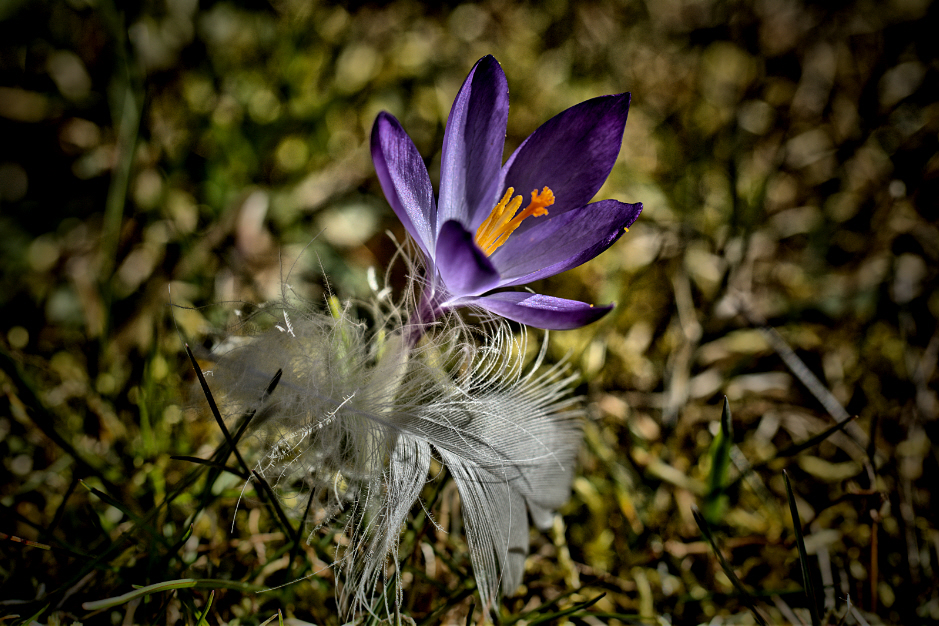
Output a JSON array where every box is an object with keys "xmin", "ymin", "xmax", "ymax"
[
  {"xmin": 692, "ymin": 507, "xmax": 768, "ymax": 626},
  {"xmin": 286, "ymin": 485, "xmax": 318, "ymax": 581},
  {"xmin": 177, "ymin": 588, "xmax": 199, "ymax": 623},
  {"xmin": 143, "ymin": 520, "xmax": 197, "ymax": 582},
  {"xmin": 416, "ymin": 586, "xmax": 476, "ymax": 626},
  {"xmin": 145, "ymin": 600, "xmax": 173, "ymax": 626},
  {"xmin": 12, "ymin": 603, "xmax": 49, "ymax": 626},
  {"xmin": 259, "ymin": 610, "xmax": 284, "ymax": 626},
  {"xmin": 584, "ymin": 612, "xmax": 643, "ymax": 622},
  {"xmin": 82, "ymin": 483, "xmax": 170, "ymax": 548},
  {"xmin": 170, "ymin": 455, "xmax": 249, "ymax": 480},
  {"xmin": 783, "ymin": 470, "xmax": 821, "ymax": 626},
  {"xmin": 503, "ymin": 587, "xmax": 586, "ymax": 625},
  {"xmin": 81, "ymin": 578, "xmax": 262, "ymax": 611},
  {"xmin": 235, "ymin": 368, "xmax": 281, "ymax": 440},
  {"xmin": 80, "ymin": 501, "xmax": 111, "ymax": 551},
  {"xmin": 45, "ymin": 474, "xmax": 81, "ymax": 540},
  {"xmin": 723, "ymin": 413, "xmax": 857, "ymax": 495},
  {"xmin": 870, "ymin": 518, "xmax": 879, "ymax": 613},
  {"xmin": 163, "ymin": 523, "xmax": 193, "ymax": 560},
  {"xmin": 250, "ymin": 469, "xmax": 297, "ymax": 538},
  {"xmin": 187, "ymin": 345, "xmax": 294, "ymax": 536},
  {"xmin": 186, "ymin": 344, "xmax": 250, "ymax": 476},
  {"xmin": 703, "ymin": 397, "xmax": 734, "ymax": 524},
  {"xmin": 524, "ymin": 593, "xmax": 606, "ymax": 625},
  {"xmin": 775, "ymin": 414, "xmax": 859, "ymax": 459},
  {"xmin": 194, "ymin": 590, "xmax": 214, "ymax": 626}
]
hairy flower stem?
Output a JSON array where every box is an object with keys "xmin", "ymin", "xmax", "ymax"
[{"xmin": 404, "ymin": 288, "xmax": 447, "ymax": 347}]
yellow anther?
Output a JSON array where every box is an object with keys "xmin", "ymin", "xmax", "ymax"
[{"xmin": 475, "ymin": 186, "xmax": 554, "ymax": 256}]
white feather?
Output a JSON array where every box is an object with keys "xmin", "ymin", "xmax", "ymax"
[{"xmin": 206, "ymin": 296, "xmax": 582, "ymax": 619}]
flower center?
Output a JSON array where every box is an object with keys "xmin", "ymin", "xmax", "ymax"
[{"xmin": 474, "ymin": 186, "xmax": 554, "ymax": 256}]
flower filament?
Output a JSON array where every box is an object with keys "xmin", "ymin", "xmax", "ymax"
[{"xmin": 475, "ymin": 186, "xmax": 554, "ymax": 256}]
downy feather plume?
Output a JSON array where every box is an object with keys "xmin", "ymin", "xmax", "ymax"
[{"xmin": 205, "ymin": 284, "xmax": 582, "ymax": 619}]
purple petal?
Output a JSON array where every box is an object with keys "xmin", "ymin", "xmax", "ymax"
[
  {"xmin": 468, "ymin": 292, "xmax": 613, "ymax": 330},
  {"xmin": 435, "ymin": 220, "xmax": 501, "ymax": 297},
  {"xmin": 438, "ymin": 56, "xmax": 510, "ymax": 232},
  {"xmin": 492, "ymin": 200, "xmax": 643, "ymax": 286},
  {"xmin": 371, "ymin": 112, "xmax": 437, "ymax": 257},
  {"xmin": 501, "ymin": 93, "xmax": 631, "ymax": 238}
]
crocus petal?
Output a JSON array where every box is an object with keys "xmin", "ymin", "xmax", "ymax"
[
  {"xmin": 435, "ymin": 220, "xmax": 501, "ymax": 297},
  {"xmin": 468, "ymin": 292, "xmax": 613, "ymax": 330},
  {"xmin": 501, "ymin": 93, "xmax": 631, "ymax": 237},
  {"xmin": 492, "ymin": 199, "xmax": 643, "ymax": 286},
  {"xmin": 438, "ymin": 55, "xmax": 509, "ymax": 232},
  {"xmin": 371, "ymin": 112, "xmax": 437, "ymax": 257}
]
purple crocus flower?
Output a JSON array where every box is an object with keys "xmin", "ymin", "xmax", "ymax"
[{"xmin": 371, "ymin": 55, "xmax": 642, "ymax": 331}]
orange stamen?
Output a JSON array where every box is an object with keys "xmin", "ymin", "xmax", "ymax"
[{"xmin": 475, "ymin": 186, "xmax": 554, "ymax": 256}]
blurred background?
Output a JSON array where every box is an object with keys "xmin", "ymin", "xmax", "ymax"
[{"xmin": 1, "ymin": 0, "xmax": 937, "ymax": 624}]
